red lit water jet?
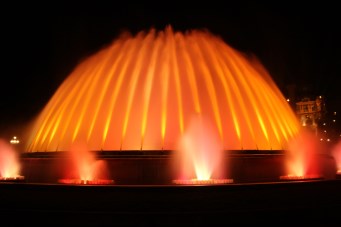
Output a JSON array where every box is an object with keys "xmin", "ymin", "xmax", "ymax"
[
  {"xmin": 58, "ymin": 142, "xmax": 114, "ymax": 185},
  {"xmin": 0, "ymin": 139, "xmax": 24, "ymax": 181},
  {"xmin": 280, "ymin": 130, "xmax": 323, "ymax": 180},
  {"xmin": 331, "ymin": 140, "xmax": 341, "ymax": 176},
  {"xmin": 172, "ymin": 115, "xmax": 233, "ymax": 185}
]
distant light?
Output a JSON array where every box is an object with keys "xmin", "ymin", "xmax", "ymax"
[
  {"xmin": 324, "ymin": 130, "xmax": 327, "ymax": 133},
  {"xmin": 10, "ymin": 136, "xmax": 20, "ymax": 144},
  {"xmin": 334, "ymin": 112, "xmax": 337, "ymax": 115},
  {"xmin": 327, "ymin": 139, "xmax": 330, "ymax": 142},
  {"xmin": 333, "ymin": 119, "xmax": 336, "ymax": 122},
  {"xmin": 323, "ymin": 123, "xmax": 326, "ymax": 126},
  {"xmin": 319, "ymin": 96, "xmax": 322, "ymax": 99},
  {"xmin": 320, "ymin": 138, "xmax": 323, "ymax": 141},
  {"xmin": 286, "ymin": 98, "xmax": 290, "ymax": 102}
]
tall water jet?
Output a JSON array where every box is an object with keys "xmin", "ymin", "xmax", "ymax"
[
  {"xmin": 25, "ymin": 26, "xmax": 300, "ymax": 153},
  {"xmin": 0, "ymin": 139, "xmax": 24, "ymax": 181},
  {"xmin": 58, "ymin": 142, "xmax": 113, "ymax": 184},
  {"xmin": 172, "ymin": 114, "xmax": 232, "ymax": 184}
]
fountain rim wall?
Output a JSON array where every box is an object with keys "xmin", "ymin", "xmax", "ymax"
[{"xmin": 20, "ymin": 150, "xmax": 286, "ymax": 158}]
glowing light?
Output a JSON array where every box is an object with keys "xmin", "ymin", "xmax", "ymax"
[
  {"xmin": 280, "ymin": 174, "xmax": 322, "ymax": 181},
  {"xmin": 286, "ymin": 99, "xmax": 290, "ymax": 102},
  {"xmin": 0, "ymin": 176, "xmax": 25, "ymax": 181},
  {"xmin": 26, "ymin": 27, "xmax": 300, "ymax": 152},
  {"xmin": 10, "ymin": 136, "xmax": 20, "ymax": 144},
  {"xmin": 58, "ymin": 179, "xmax": 114, "ymax": 185},
  {"xmin": 173, "ymin": 178, "xmax": 233, "ymax": 185}
]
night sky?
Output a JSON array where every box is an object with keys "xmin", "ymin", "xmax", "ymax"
[{"xmin": 1, "ymin": 2, "xmax": 340, "ymax": 138}]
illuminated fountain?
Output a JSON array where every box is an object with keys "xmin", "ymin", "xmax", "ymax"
[
  {"xmin": 280, "ymin": 129, "xmax": 323, "ymax": 180},
  {"xmin": 58, "ymin": 142, "xmax": 114, "ymax": 185},
  {"xmin": 23, "ymin": 26, "xmax": 304, "ymax": 184},
  {"xmin": 0, "ymin": 139, "xmax": 24, "ymax": 182}
]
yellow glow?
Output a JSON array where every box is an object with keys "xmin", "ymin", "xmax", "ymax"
[
  {"xmin": 121, "ymin": 31, "xmax": 155, "ymax": 149},
  {"xmin": 86, "ymin": 41, "xmax": 122, "ymax": 143},
  {"xmin": 179, "ymin": 35, "xmax": 201, "ymax": 114},
  {"xmin": 102, "ymin": 38, "xmax": 136, "ymax": 147},
  {"xmin": 140, "ymin": 34, "xmax": 161, "ymax": 149}
]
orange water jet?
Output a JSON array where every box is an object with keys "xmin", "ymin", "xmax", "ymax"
[{"xmin": 25, "ymin": 26, "xmax": 300, "ymax": 152}]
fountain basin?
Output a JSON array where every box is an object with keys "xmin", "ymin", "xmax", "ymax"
[{"xmin": 19, "ymin": 150, "xmax": 337, "ymax": 184}]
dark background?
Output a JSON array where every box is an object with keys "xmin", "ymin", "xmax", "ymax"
[{"xmin": 1, "ymin": 1, "xmax": 340, "ymax": 139}]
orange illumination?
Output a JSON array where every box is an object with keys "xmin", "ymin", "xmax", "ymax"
[
  {"xmin": 0, "ymin": 139, "xmax": 22, "ymax": 178},
  {"xmin": 26, "ymin": 27, "xmax": 300, "ymax": 152}
]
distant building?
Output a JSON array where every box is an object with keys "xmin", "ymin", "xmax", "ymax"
[
  {"xmin": 286, "ymin": 83, "xmax": 340, "ymax": 145},
  {"xmin": 295, "ymin": 96, "xmax": 325, "ymax": 132}
]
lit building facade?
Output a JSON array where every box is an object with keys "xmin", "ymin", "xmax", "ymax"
[{"xmin": 295, "ymin": 96, "xmax": 325, "ymax": 133}]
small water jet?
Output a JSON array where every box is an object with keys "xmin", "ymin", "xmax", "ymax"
[
  {"xmin": 331, "ymin": 140, "xmax": 341, "ymax": 178},
  {"xmin": 58, "ymin": 142, "xmax": 114, "ymax": 185},
  {"xmin": 0, "ymin": 139, "xmax": 24, "ymax": 182},
  {"xmin": 172, "ymin": 114, "xmax": 233, "ymax": 185},
  {"xmin": 280, "ymin": 129, "xmax": 323, "ymax": 181}
]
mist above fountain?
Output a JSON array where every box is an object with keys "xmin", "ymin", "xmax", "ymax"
[
  {"xmin": 280, "ymin": 129, "xmax": 323, "ymax": 180},
  {"xmin": 0, "ymin": 139, "xmax": 24, "ymax": 181},
  {"xmin": 172, "ymin": 114, "xmax": 232, "ymax": 184},
  {"xmin": 58, "ymin": 142, "xmax": 113, "ymax": 185},
  {"xmin": 26, "ymin": 26, "xmax": 300, "ymax": 153}
]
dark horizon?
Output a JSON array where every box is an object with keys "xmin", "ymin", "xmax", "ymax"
[{"xmin": 1, "ymin": 2, "xmax": 340, "ymax": 139}]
